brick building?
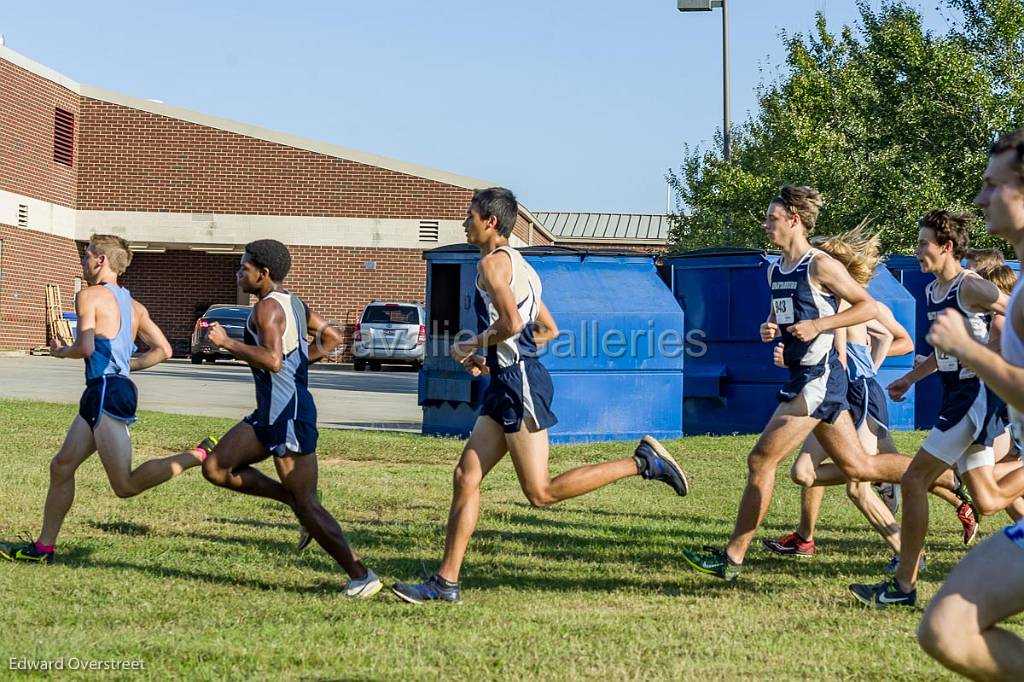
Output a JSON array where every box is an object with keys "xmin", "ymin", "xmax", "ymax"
[{"xmin": 1, "ymin": 44, "xmax": 666, "ymax": 358}]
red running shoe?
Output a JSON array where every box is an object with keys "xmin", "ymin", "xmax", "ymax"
[
  {"xmin": 762, "ymin": 532, "xmax": 815, "ymax": 557},
  {"xmin": 957, "ymin": 502, "xmax": 979, "ymax": 545}
]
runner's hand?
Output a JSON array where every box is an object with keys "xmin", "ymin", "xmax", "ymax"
[
  {"xmin": 787, "ymin": 319, "xmax": 820, "ymax": 342},
  {"xmin": 760, "ymin": 322, "xmax": 780, "ymax": 343},
  {"xmin": 888, "ymin": 377, "xmax": 911, "ymax": 402},
  {"xmin": 773, "ymin": 343, "xmax": 786, "ymax": 369}
]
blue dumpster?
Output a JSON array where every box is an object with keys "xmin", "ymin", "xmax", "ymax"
[
  {"xmin": 419, "ymin": 245, "xmax": 685, "ymax": 443},
  {"xmin": 665, "ymin": 248, "xmax": 917, "ymax": 436}
]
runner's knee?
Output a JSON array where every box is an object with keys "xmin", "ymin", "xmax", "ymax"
[
  {"xmin": 522, "ymin": 485, "xmax": 555, "ymax": 508},
  {"xmin": 918, "ymin": 599, "xmax": 973, "ymax": 668},
  {"xmin": 201, "ymin": 456, "xmax": 229, "ymax": 486},
  {"xmin": 49, "ymin": 453, "xmax": 78, "ymax": 484},
  {"xmin": 452, "ymin": 462, "xmax": 481, "ymax": 495},
  {"xmin": 790, "ymin": 459, "xmax": 815, "ymax": 488}
]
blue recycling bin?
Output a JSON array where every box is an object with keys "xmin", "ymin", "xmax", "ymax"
[
  {"xmin": 664, "ymin": 248, "xmax": 917, "ymax": 435},
  {"xmin": 61, "ymin": 312, "xmax": 78, "ymax": 341},
  {"xmin": 419, "ymin": 245, "xmax": 685, "ymax": 443}
]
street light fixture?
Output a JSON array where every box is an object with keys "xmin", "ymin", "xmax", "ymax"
[{"xmin": 677, "ymin": 0, "xmax": 731, "ymax": 163}]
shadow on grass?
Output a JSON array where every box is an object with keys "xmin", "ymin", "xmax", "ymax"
[{"xmin": 88, "ymin": 521, "xmax": 151, "ymax": 536}]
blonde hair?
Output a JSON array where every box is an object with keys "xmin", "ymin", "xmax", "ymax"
[
  {"xmin": 772, "ymin": 185, "xmax": 824, "ymax": 234},
  {"xmin": 977, "ymin": 264, "xmax": 1017, "ymax": 295},
  {"xmin": 813, "ymin": 220, "xmax": 880, "ymax": 286},
  {"xmin": 88, "ymin": 234, "xmax": 133, "ymax": 275}
]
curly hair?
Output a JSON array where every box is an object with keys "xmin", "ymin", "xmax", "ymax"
[
  {"xmin": 771, "ymin": 185, "xmax": 824, "ymax": 234},
  {"xmin": 918, "ymin": 210, "xmax": 972, "ymax": 260},
  {"xmin": 244, "ymin": 239, "xmax": 292, "ymax": 282},
  {"xmin": 813, "ymin": 219, "xmax": 880, "ymax": 287}
]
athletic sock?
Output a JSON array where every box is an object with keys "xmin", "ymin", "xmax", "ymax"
[
  {"xmin": 35, "ymin": 542, "xmax": 55, "ymax": 554},
  {"xmin": 194, "ymin": 446, "xmax": 211, "ymax": 462},
  {"xmin": 434, "ymin": 574, "xmax": 459, "ymax": 589}
]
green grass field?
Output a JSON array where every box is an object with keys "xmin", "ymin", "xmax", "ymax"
[{"xmin": 0, "ymin": 398, "xmax": 1019, "ymax": 680}]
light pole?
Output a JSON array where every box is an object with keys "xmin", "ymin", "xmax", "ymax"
[{"xmin": 677, "ymin": 0, "xmax": 730, "ymax": 163}]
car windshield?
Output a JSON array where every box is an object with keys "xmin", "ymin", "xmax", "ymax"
[
  {"xmin": 363, "ymin": 305, "xmax": 419, "ymax": 324},
  {"xmin": 204, "ymin": 307, "xmax": 251, "ymax": 322}
]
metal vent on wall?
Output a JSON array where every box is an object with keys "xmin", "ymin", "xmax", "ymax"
[
  {"xmin": 419, "ymin": 220, "xmax": 440, "ymax": 242},
  {"xmin": 17, "ymin": 204, "xmax": 28, "ymax": 228},
  {"xmin": 53, "ymin": 108, "xmax": 75, "ymax": 166}
]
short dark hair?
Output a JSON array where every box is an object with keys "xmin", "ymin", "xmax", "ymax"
[
  {"xmin": 989, "ymin": 127, "xmax": 1024, "ymax": 184},
  {"xmin": 470, "ymin": 187, "xmax": 518, "ymax": 238},
  {"xmin": 244, "ymin": 239, "xmax": 292, "ymax": 281},
  {"xmin": 918, "ymin": 210, "xmax": 971, "ymax": 260}
]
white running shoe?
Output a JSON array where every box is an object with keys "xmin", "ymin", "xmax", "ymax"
[{"xmin": 343, "ymin": 569, "xmax": 383, "ymax": 599}]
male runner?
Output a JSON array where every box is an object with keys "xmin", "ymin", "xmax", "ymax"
[
  {"xmin": 682, "ymin": 186, "xmax": 946, "ymax": 582},
  {"xmin": 1, "ymin": 235, "xmax": 210, "ymax": 564},
  {"xmin": 391, "ymin": 187, "xmax": 688, "ymax": 604},
  {"xmin": 200, "ymin": 239, "xmax": 381, "ymax": 599},
  {"xmin": 917, "ymin": 128, "xmax": 1024, "ymax": 679},
  {"xmin": 850, "ymin": 210, "xmax": 1009, "ymax": 607}
]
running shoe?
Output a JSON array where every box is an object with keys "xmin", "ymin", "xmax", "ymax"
[
  {"xmin": 634, "ymin": 435, "xmax": 688, "ymax": 496},
  {"xmin": 761, "ymin": 531, "xmax": 815, "ymax": 557},
  {"xmin": 681, "ymin": 546, "xmax": 741, "ymax": 582},
  {"xmin": 391, "ymin": 575, "xmax": 462, "ymax": 604},
  {"xmin": 343, "ymin": 569, "xmax": 382, "ymax": 600},
  {"xmin": 849, "ymin": 578, "xmax": 916, "ymax": 608},
  {"xmin": 0, "ymin": 541, "xmax": 54, "ymax": 564},
  {"xmin": 873, "ymin": 482, "xmax": 900, "ymax": 516},
  {"xmin": 956, "ymin": 502, "xmax": 979, "ymax": 545}
]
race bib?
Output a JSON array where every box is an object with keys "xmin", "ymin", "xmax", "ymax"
[
  {"xmin": 773, "ymin": 297, "xmax": 795, "ymax": 325},
  {"xmin": 936, "ymin": 350, "xmax": 959, "ymax": 372}
]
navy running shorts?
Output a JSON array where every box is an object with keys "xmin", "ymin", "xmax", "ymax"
[
  {"xmin": 847, "ymin": 376, "xmax": 890, "ymax": 435},
  {"xmin": 244, "ymin": 412, "xmax": 319, "ymax": 456},
  {"xmin": 480, "ymin": 358, "xmax": 558, "ymax": 434},
  {"xmin": 777, "ymin": 354, "xmax": 849, "ymax": 424},
  {"xmin": 78, "ymin": 375, "xmax": 138, "ymax": 430}
]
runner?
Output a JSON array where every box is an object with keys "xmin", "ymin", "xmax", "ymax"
[{"xmin": 391, "ymin": 187, "xmax": 689, "ymax": 604}]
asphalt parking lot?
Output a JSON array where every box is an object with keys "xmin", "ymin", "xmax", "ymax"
[{"xmin": 0, "ymin": 356, "xmax": 422, "ymax": 432}]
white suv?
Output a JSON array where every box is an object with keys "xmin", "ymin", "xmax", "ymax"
[{"xmin": 352, "ymin": 301, "xmax": 427, "ymax": 371}]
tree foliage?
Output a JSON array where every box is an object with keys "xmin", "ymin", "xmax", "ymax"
[{"xmin": 668, "ymin": 0, "xmax": 1024, "ymax": 255}]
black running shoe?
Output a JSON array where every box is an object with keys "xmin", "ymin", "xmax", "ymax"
[
  {"xmin": 634, "ymin": 435, "xmax": 689, "ymax": 496},
  {"xmin": 0, "ymin": 542, "xmax": 54, "ymax": 564},
  {"xmin": 849, "ymin": 578, "xmax": 916, "ymax": 608}
]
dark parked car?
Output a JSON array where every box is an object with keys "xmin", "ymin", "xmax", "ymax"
[{"xmin": 190, "ymin": 305, "xmax": 252, "ymax": 364}]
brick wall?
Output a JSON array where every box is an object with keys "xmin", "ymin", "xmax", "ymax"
[
  {"xmin": 116, "ymin": 246, "xmax": 426, "ymax": 360},
  {"xmin": 118, "ymin": 251, "xmax": 241, "ymax": 356},
  {"xmin": 77, "ymin": 98, "xmax": 477, "ymax": 220},
  {"xmin": 514, "ymin": 214, "xmax": 553, "ymax": 246},
  {"xmin": 0, "ymin": 224, "xmax": 82, "ymax": 348},
  {"xmin": 0, "ymin": 60, "xmax": 78, "ymax": 207}
]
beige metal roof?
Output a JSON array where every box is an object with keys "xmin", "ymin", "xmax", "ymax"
[{"xmin": 534, "ymin": 212, "xmax": 669, "ymax": 243}]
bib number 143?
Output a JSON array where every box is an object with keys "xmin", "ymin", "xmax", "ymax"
[{"xmin": 773, "ymin": 297, "xmax": 795, "ymax": 325}]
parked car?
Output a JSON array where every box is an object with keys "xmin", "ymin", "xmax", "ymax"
[
  {"xmin": 352, "ymin": 301, "xmax": 426, "ymax": 371},
  {"xmin": 190, "ymin": 305, "xmax": 252, "ymax": 364}
]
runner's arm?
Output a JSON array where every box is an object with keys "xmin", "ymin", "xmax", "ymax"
[
  {"xmin": 214, "ymin": 298, "xmax": 285, "ymax": 372},
  {"xmin": 960, "ymin": 276, "xmax": 1008, "ymax": 316},
  {"xmin": 305, "ymin": 307, "xmax": 342, "ymax": 364},
  {"xmin": 51, "ymin": 286, "xmax": 97, "ymax": 359},
  {"xmin": 129, "ymin": 301, "xmax": 172, "ymax": 371},
  {"xmin": 807, "ymin": 255, "xmax": 877, "ymax": 333},
  {"xmin": 531, "ymin": 300, "xmax": 559, "ymax": 348},
  {"xmin": 460, "ymin": 253, "xmax": 522, "ymax": 354}
]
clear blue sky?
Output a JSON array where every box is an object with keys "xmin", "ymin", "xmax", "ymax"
[{"xmin": 2, "ymin": 1, "xmax": 954, "ymax": 214}]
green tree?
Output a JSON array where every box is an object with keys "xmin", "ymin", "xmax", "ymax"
[{"xmin": 668, "ymin": 0, "xmax": 1024, "ymax": 255}]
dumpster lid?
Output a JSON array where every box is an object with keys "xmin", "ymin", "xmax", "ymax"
[
  {"xmin": 519, "ymin": 245, "xmax": 654, "ymax": 258},
  {"xmin": 666, "ymin": 246, "xmax": 768, "ymax": 260}
]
